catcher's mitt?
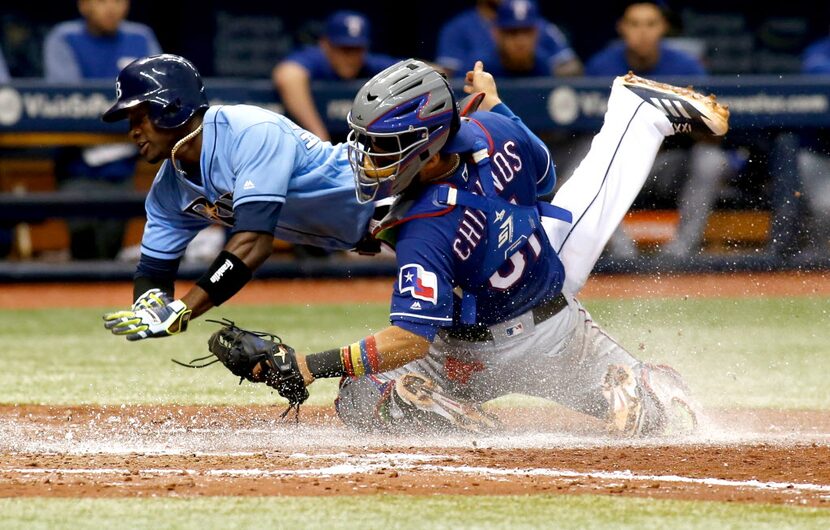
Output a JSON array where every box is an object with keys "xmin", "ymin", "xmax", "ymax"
[{"xmin": 173, "ymin": 319, "xmax": 309, "ymax": 418}]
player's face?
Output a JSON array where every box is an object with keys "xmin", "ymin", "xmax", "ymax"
[
  {"xmin": 78, "ymin": 0, "xmax": 129, "ymax": 35},
  {"xmin": 618, "ymin": 3, "xmax": 667, "ymax": 58},
  {"xmin": 496, "ymin": 27, "xmax": 538, "ymax": 72},
  {"xmin": 126, "ymin": 105, "xmax": 180, "ymax": 164},
  {"xmin": 321, "ymin": 41, "xmax": 367, "ymax": 79}
]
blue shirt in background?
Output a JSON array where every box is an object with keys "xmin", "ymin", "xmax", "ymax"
[
  {"xmin": 44, "ymin": 20, "xmax": 161, "ymax": 81},
  {"xmin": 802, "ymin": 36, "xmax": 830, "ymax": 74},
  {"xmin": 43, "ymin": 19, "xmax": 162, "ymax": 182},
  {"xmin": 435, "ymin": 8, "xmax": 578, "ymax": 76},
  {"xmin": 283, "ymin": 46, "xmax": 399, "ymax": 80},
  {"xmin": 0, "ymin": 46, "xmax": 9, "ymax": 84},
  {"xmin": 584, "ymin": 41, "xmax": 706, "ymax": 78}
]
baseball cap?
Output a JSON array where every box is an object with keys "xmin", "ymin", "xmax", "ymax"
[
  {"xmin": 325, "ymin": 10, "xmax": 370, "ymax": 48},
  {"xmin": 496, "ymin": 0, "xmax": 541, "ymax": 30}
]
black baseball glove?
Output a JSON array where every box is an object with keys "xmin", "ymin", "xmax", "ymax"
[{"xmin": 173, "ymin": 319, "xmax": 309, "ymax": 418}]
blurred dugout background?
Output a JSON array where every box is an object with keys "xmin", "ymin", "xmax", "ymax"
[
  {"xmin": 1, "ymin": 1, "xmax": 829, "ymax": 281},
  {"xmin": 5, "ymin": 1, "xmax": 826, "ymax": 78}
]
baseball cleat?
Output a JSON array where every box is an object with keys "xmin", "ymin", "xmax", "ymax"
[
  {"xmin": 602, "ymin": 364, "xmax": 644, "ymax": 436},
  {"xmin": 639, "ymin": 363, "xmax": 699, "ymax": 436},
  {"xmin": 391, "ymin": 373, "xmax": 500, "ymax": 434},
  {"xmin": 616, "ymin": 72, "xmax": 730, "ymax": 136},
  {"xmin": 603, "ymin": 363, "xmax": 699, "ymax": 437}
]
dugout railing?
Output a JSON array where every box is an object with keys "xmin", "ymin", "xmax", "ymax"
[{"xmin": 0, "ymin": 76, "xmax": 827, "ymax": 281}]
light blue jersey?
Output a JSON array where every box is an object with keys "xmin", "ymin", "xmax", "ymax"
[{"xmin": 141, "ymin": 105, "xmax": 374, "ymax": 260}]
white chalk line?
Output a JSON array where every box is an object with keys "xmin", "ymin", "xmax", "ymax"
[{"xmin": 5, "ymin": 451, "xmax": 830, "ymax": 495}]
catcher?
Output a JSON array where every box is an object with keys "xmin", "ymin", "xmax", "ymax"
[{"xmin": 190, "ymin": 59, "xmax": 727, "ymax": 436}]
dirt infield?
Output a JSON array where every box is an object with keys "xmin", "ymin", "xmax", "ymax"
[
  {"xmin": 1, "ymin": 404, "xmax": 828, "ymax": 506},
  {"xmin": 2, "ymin": 271, "xmax": 829, "ymax": 506}
]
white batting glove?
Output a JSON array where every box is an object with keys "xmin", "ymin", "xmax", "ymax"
[
  {"xmin": 103, "ymin": 300, "xmax": 192, "ymax": 341},
  {"xmin": 132, "ymin": 288, "xmax": 173, "ymax": 311}
]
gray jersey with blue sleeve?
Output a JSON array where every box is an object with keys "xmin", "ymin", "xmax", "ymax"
[{"xmin": 140, "ymin": 105, "xmax": 375, "ymax": 260}]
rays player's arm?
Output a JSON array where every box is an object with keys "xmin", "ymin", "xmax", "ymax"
[
  {"xmin": 134, "ymin": 166, "xmax": 210, "ymax": 301},
  {"xmin": 292, "ymin": 236, "xmax": 454, "ymax": 385},
  {"xmin": 181, "ymin": 122, "xmax": 298, "ymax": 319},
  {"xmin": 106, "ymin": 122, "xmax": 297, "ymax": 341},
  {"xmin": 179, "ymin": 230, "xmax": 275, "ymax": 318},
  {"xmin": 464, "ymin": 60, "xmax": 556, "ymax": 195}
]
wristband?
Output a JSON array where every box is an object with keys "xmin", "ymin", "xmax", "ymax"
[
  {"xmin": 341, "ymin": 335, "xmax": 381, "ymax": 377},
  {"xmin": 306, "ymin": 335, "xmax": 381, "ymax": 379},
  {"xmin": 195, "ymin": 250, "xmax": 252, "ymax": 306},
  {"xmin": 306, "ymin": 348, "xmax": 346, "ymax": 379}
]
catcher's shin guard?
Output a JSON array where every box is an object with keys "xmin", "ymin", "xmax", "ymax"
[
  {"xmin": 602, "ymin": 363, "xmax": 699, "ymax": 437},
  {"xmin": 382, "ymin": 373, "xmax": 500, "ymax": 434},
  {"xmin": 616, "ymin": 72, "xmax": 730, "ymax": 137}
]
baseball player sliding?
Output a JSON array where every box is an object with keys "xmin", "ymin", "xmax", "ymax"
[
  {"xmin": 320, "ymin": 60, "xmax": 726, "ymax": 436},
  {"xmin": 99, "ymin": 54, "xmax": 377, "ymax": 336},
  {"xmin": 102, "ymin": 55, "xmax": 728, "ymax": 436}
]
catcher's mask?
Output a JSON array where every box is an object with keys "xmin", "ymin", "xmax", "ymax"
[{"xmin": 347, "ymin": 58, "xmax": 460, "ymax": 203}]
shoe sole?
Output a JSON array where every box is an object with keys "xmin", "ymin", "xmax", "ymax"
[
  {"xmin": 602, "ymin": 365, "xmax": 643, "ymax": 436},
  {"xmin": 640, "ymin": 363, "xmax": 700, "ymax": 436},
  {"xmin": 396, "ymin": 373, "xmax": 499, "ymax": 434},
  {"xmin": 617, "ymin": 71, "xmax": 730, "ymax": 136}
]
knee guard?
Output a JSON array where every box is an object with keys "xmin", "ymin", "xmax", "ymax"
[{"xmin": 334, "ymin": 375, "xmax": 391, "ymax": 432}]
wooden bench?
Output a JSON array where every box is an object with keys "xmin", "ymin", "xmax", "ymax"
[{"xmin": 621, "ymin": 209, "xmax": 771, "ymax": 252}]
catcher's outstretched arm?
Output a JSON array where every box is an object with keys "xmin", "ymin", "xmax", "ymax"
[
  {"xmin": 299, "ymin": 325, "xmax": 430, "ymax": 385},
  {"xmin": 208, "ymin": 322, "xmax": 429, "ymax": 410}
]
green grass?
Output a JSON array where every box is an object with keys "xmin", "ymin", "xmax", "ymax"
[
  {"xmin": 1, "ymin": 495, "xmax": 828, "ymax": 530},
  {"xmin": 2, "ymin": 296, "xmax": 829, "ymax": 528},
  {"xmin": 1, "ymin": 297, "xmax": 828, "ymax": 409},
  {"xmin": 590, "ymin": 297, "xmax": 830, "ymax": 409}
]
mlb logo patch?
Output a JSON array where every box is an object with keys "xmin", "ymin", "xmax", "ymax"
[
  {"xmin": 505, "ymin": 322, "xmax": 524, "ymax": 337},
  {"xmin": 399, "ymin": 263, "xmax": 438, "ymax": 304}
]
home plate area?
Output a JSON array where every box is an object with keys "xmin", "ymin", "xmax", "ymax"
[{"xmin": 1, "ymin": 404, "xmax": 828, "ymax": 506}]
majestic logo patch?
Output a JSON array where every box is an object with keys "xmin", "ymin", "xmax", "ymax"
[
  {"xmin": 243, "ymin": 179, "xmax": 256, "ymax": 190},
  {"xmin": 399, "ymin": 264, "xmax": 438, "ymax": 304},
  {"xmin": 184, "ymin": 192, "xmax": 235, "ymax": 227}
]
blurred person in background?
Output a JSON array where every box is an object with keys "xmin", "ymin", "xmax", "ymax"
[
  {"xmin": 0, "ymin": 45, "xmax": 9, "ymax": 84},
  {"xmin": 795, "ymin": 31, "xmax": 830, "ymax": 256},
  {"xmin": 472, "ymin": 0, "xmax": 583, "ymax": 78},
  {"xmin": 581, "ymin": 0, "xmax": 739, "ymax": 260},
  {"xmin": 0, "ymin": 47, "xmax": 10, "ymax": 257},
  {"xmin": 435, "ymin": 0, "xmax": 582, "ymax": 78},
  {"xmin": 272, "ymin": 10, "xmax": 401, "ymax": 144},
  {"xmin": 43, "ymin": 0, "xmax": 161, "ymax": 260}
]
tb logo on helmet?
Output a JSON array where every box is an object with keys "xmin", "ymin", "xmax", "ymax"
[{"xmin": 115, "ymin": 81, "xmax": 122, "ymax": 100}]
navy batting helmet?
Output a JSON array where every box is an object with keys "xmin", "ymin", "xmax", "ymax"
[{"xmin": 102, "ymin": 54, "xmax": 209, "ymax": 129}]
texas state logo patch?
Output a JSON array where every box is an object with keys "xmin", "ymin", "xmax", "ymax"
[{"xmin": 399, "ymin": 263, "xmax": 438, "ymax": 304}]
